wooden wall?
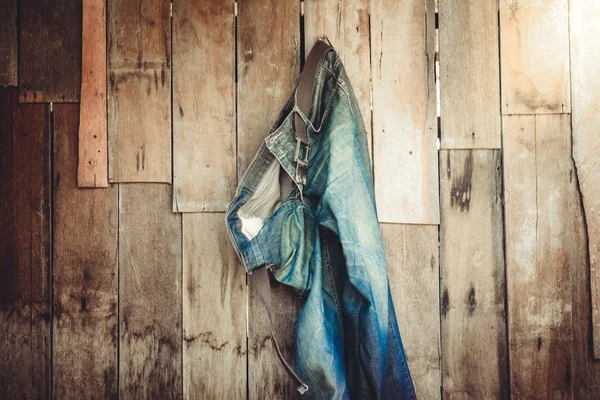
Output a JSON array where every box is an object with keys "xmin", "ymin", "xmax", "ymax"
[{"xmin": 1, "ymin": 0, "xmax": 599, "ymax": 399}]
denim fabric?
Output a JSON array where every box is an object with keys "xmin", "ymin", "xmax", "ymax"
[{"xmin": 226, "ymin": 49, "xmax": 416, "ymax": 399}]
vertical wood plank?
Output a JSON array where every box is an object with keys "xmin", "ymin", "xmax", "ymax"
[
  {"xmin": 172, "ymin": 0, "xmax": 236, "ymax": 212},
  {"xmin": 382, "ymin": 224, "xmax": 441, "ymax": 399},
  {"xmin": 119, "ymin": 184, "xmax": 182, "ymax": 398},
  {"xmin": 0, "ymin": 88, "xmax": 51, "ymax": 399},
  {"xmin": 499, "ymin": 0, "xmax": 570, "ymax": 114},
  {"xmin": 19, "ymin": 0, "xmax": 82, "ymax": 102},
  {"xmin": 182, "ymin": 213, "xmax": 246, "ymax": 399},
  {"xmin": 108, "ymin": 0, "xmax": 171, "ymax": 183},
  {"xmin": 439, "ymin": 149, "xmax": 509, "ymax": 398},
  {"xmin": 79, "ymin": 0, "xmax": 109, "ymax": 188},
  {"xmin": 503, "ymin": 114, "xmax": 573, "ymax": 398},
  {"xmin": 53, "ymin": 104, "xmax": 118, "ymax": 399},
  {"xmin": 303, "ymin": 0, "xmax": 372, "ymax": 156},
  {"xmin": 371, "ymin": 0, "xmax": 439, "ymax": 224},
  {"xmin": 569, "ymin": 0, "xmax": 600, "ymax": 359},
  {"xmin": 0, "ymin": 0, "xmax": 17, "ymax": 86},
  {"xmin": 439, "ymin": 0, "xmax": 501, "ymax": 149}
]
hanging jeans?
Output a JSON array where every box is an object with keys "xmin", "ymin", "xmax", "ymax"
[{"xmin": 225, "ymin": 43, "xmax": 417, "ymax": 399}]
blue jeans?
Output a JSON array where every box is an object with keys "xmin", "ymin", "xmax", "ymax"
[{"xmin": 226, "ymin": 49, "xmax": 416, "ymax": 399}]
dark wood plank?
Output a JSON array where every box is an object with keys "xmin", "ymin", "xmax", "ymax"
[
  {"xmin": 19, "ymin": 0, "xmax": 82, "ymax": 102},
  {"xmin": 0, "ymin": 0, "xmax": 17, "ymax": 86},
  {"xmin": 52, "ymin": 104, "xmax": 118, "ymax": 399}
]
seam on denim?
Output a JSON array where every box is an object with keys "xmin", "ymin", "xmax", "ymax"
[
  {"xmin": 354, "ymin": 296, "xmax": 362, "ymax": 368},
  {"xmin": 311, "ymin": 79, "xmax": 340, "ymax": 135},
  {"xmin": 322, "ymin": 231, "xmax": 344, "ymax": 334},
  {"xmin": 389, "ymin": 309, "xmax": 418, "ymax": 398}
]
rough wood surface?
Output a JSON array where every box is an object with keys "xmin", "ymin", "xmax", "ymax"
[
  {"xmin": 439, "ymin": 0, "xmax": 501, "ymax": 149},
  {"xmin": 19, "ymin": 0, "xmax": 81, "ymax": 102},
  {"xmin": 371, "ymin": 0, "xmax": 439, "ymax": 224},
  {"xmin": 499, "ymin": 0, "xmax": 570, "ymax": 114},
  {"xmin": 303, "ymin": 0, "xmax": 372, "ymax": 156},
  {"xmin": 439, "ymin": 149, "xmax": 509, "ymax": 398},
  {"xmin": 173, "ymin": 0, "xmax": 236, "ymax": 212},
  {"xmin": 119, "ymin": 184, "xmax": 182, "ymax": 398},
  {"xmin": 0, "ymin": 88, "xmax": 51, "ymax": 399},
  {"xmin": 0, "ymin": 0, "xmax": 17, "ymax": 86},
  {"xmin": 78, "ymin": 0, "xmax": 108, "ymax": 188},
  {"xmin": 183, "ymin": 213, "xmax": 246, "ymax": 399},
  {"xmin": 569, "ymin": 0, "xmax": 600, "ymax": 359},
  {"xmin": 382, "ymin": 224, "xmax": 441, "ymax": 400},
  {"xmin": 503, "ymin": 114, "xmax": 574, "ymax": 398},
  {"xmin": 108, "ymin": 0, "xmax": 171, "ymax": 183},
  {"xmin": 53, "ymin": 104, "xmax": 118, "ymax": 399}
]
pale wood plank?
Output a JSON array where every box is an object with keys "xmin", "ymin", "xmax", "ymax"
[
  {"xmin": 382, "ymin": 223, "xmax": 441, "ymax": 400},
  {"xmin": 182, "ymin": 213, "xmax": 246, "ymax": 399},
  {"xmin": 108, "ymin": 0, "xmax": 171, "ymax": 183},
  {"xmin": 439, "ymin": 0, "xmax": 501, "ymax": 148},
  {"xmin": 78, "ymin": 0, "xmax": 108, "ymax": 187},
  {"xmin": 0, "ymin": 0, "xmax": 17, "ymax": 86},
  {"xmin": 439, "ymin": 149, "xmax": 509, "ymax": 398},
  {"xmin": 53, "ymin": 104, "xmax": 118, "ymax": 399},
  {"xmin": 371, "ymin": 0, "xmax": 439, "ymax": 224},
  {"xmin": 172, "ymin": 0, "xmax": 236, "ymax": 211},
  {"xmin": 503, "ymin": 114, "xmax": 573, "ymax": 398},
  {"xmin": 499, "ymin": 0, "xmax": 570, "ymax": 114},
  {"xmin": 119, "ymin": 184, "xmax": 182, "ymax": 398}
]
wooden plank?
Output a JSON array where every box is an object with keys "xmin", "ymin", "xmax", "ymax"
[
  {"xmin": 0, "ymin": 0, "xmax": 17, "ymax": 86},
  {"xmin": 439, "ymin": 0, "xmax": 501, "ymax": 149},
  {"xmin": 303, "ymin": 0, "xmax": 372, "ymax": 156},
  {"xmin": 237, "ymin": 0, "xmax": 301, "ymax": 397},
  {"xmin": 371, "ymin": 0, "xmax": 439, "ymax": 224},
  {"xmin": 108, "ymin": 0, "xmax": 171, "ymax": 183},
  {"xmin": 569, "ymin": 0, "xmax": 600, "ymax": 359},
  {"xmin": 78, "ymin": 0, "xmax": 109, "ymax": 188},
  {"xmin": 19, "ymin": 0, "xmax": 82, "ymax": 102},
  {"xmin": 499, "ymin": 0, "xmax": 570, "ymax": 114},
  {"xmin": 439, "ymin": 149, "xmax": 509, "ymax": 398},
  {"xmin": 172, "ymin": 0, "xmax": 236, "ymax": 211},
  {"xmin": 0, "ymin": 88, "xmax": 51, "ymax": 399},
  {"xmin": 52, "ymin": 104, "xmax": 118, "ymax": 399},
  {"xmin": 182, "ymin": 213, "xmax": 246, "ymax": 399},
  {"xmin": 503, "ymin": 114, "xmax": 573, "ymax": 398},
  {"xmin": 382, "ymin": 224, "xmax": 441, "ymax": 399},
  {"xmin": 119, "ymin": 184, "xmax": 182, "ymax": 398}
]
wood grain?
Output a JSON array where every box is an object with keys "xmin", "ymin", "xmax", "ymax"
[
  {"xmin": 52, "ymin": 104, "xmax": 118, "ymax": 399},
  {"xmin": 499, "ymin": 0, "xmax": 570, "ymax": 114},
  {"xmin": 173, "ymin": 0, "xmax": 236, "ymax": 212},
  {"xmin": 382, "ymin": 224, "xmax": 441, "ymax": 400},
  {"xmin": 108, "ymin": 0, "xmax": 171, "ymax": 183},
  {"xmin": 19, "ymin": 0, "xmax": 82, "ymax": 102},
  {"xmin": 503, "ymin": 114, "xmax": 574, "ymax": 398},
  {"xmin": 78, "ymin": 0, "xmax": 108, "ymax": 188},
  {"xmin": 0, "ymin": 88, "xmax": 51, "ymax": 399},
  {"xmin": 182, "ymin": 213, "xmax": 246, "ymax": 399},
  {"xmin": 371, "ymin": 0, "xmax": 439, "ymax": 224},
  {"xmin": 0, "ymin": 0, "xmax": 17, "ymax": 86},
  {"xmin": 119, "ymin": 184, "xmax": 182, "ymax": 398},
  {"xmin": 439, "ymin": 149, "xmax": 509, "ymax": 398},
  {"xmin": 439, "ymin": 0, "xmax": 501, "ymax": 149}
]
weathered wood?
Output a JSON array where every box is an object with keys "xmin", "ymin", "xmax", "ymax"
[
  {"xmin": 569, "ymin": 0, "xmax": 600, "ymax": 359},
  {"xmin": 78, "ymin": 0, "xmax": 108, "ymax": 188},
  {"xmin": 371, "ymin": 0, "xmax": 439, "ymax": 224},
  {"xmin": 119, "ymin": 184, "xmax": 182, "ymax": 398},
  {"xmin": 439, "ymin": 149, "xmax": 508, "ymax": 398},
  {"xmin": 52, "ymin": 104, "xmax": 118, "ymax": 399},
  {"xmin": 499, "ymin": 0, "xmax": 570, "ymax": 114},
  {"xmin": 172, "ymin": 0, "xmax": 236, "ymax": 211},
  {"xmin": 303, "ymin": 0, "xmax": 372, "ymax": 156},
  {"xmin": 182, "ymin": 213, "xmax": 246, "ymax": 399},
  {"xmin": 382, "ymin": 224, "xmax": 441, "ymax": 399},
  {"xmin": 439, "ymin": 0, "xmax": 501, "ymax": 149},
  {"xmin": 19, "ymin": 0, "xmax": 81, "ymax": 102},
  {"xmin": 503, "ymin": 114, "xmax": 573, "ymax": 398},
  {"xmin": 0, "ymin": 88, "xmax": 51, "ymax": 399},
  {"xmin": 0, "ymin": 0, "xmax": 17, "ymax": 86},
  {"xmin": 108, "ymin": 0, "xmax": 171, "ymax": 183}
]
